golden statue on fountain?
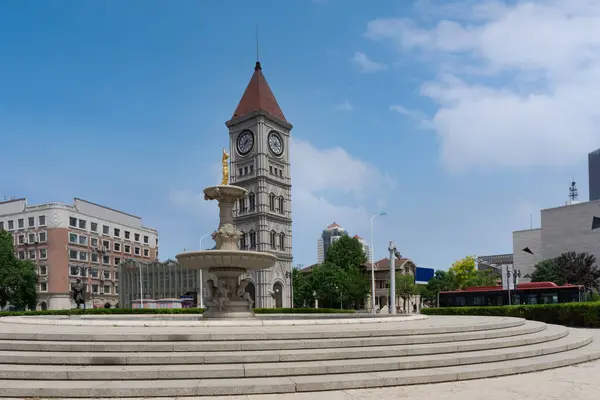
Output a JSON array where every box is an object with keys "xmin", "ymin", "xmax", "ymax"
[{"xmin": 221, "ymin": 148, "xmax": 229, "ymax": 185}]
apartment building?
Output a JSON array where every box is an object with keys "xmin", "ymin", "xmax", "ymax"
[{"xmin": 0, "ymin": 197, "xmax": 158, "ymax": 310}]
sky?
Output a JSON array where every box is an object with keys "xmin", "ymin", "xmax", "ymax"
[{"xmin": 1, "ymin": 0, "xmax": 598, "ymax": 271}]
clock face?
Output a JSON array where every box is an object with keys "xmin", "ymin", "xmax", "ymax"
[
  {"xmin": 268, "ymin": 131, "xmax": 284, "ymax": 156},
  {"xmin": 236, "ymin": 130, "xmax": 254, "ymax": 156}
]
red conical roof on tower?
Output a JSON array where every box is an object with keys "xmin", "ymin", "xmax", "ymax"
[{"xmin": 231, "ymin": 62, "xmax": 287, "ymax": 123}]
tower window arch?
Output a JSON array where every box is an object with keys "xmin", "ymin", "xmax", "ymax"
[
  {"xmin": 278, "ymin": 196, "xmax": 284, "ymax": 214},
  {"xmin": 269, "ymin": 193, "xmax": 276, "ymax": 211},
  {"xmin": 270, "ymin": 231, "xmax": 277, "ymax": 249},
  {"xmin": 238, "ymin": 197, "xmax": 247, "ymax": 213},
  {"xmin": 248, "ymin": 192, "xmax": 256, "ymax": 211},
  {"xmin": 239, "ymin": 231, "xmax": 247, "ymax": 250},
  {"xmin": 279, "ymin": 233, "xmax": 285, "ymax": 250},
  {"xmin": 249, "ymin": 231, "xmax": 257, "ymax": 249}
]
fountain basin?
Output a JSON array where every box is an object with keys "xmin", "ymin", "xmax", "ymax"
[{"xmin": 176, "ymin": 250, "xmax": 277, "ymax": 271}]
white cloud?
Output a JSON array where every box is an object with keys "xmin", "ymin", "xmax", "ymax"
[
  {"xmin": 335, "ymin": 100, "xmax": 354, "ymax": 112},
  {"xmin": 389, "ymin": 105, "xmax": 433, "ymax": 129},
  {"xmin": 366, "ymin": 0, "xmax": 600, "ymax": 171},
  {"xmin": 351, "ymin": 52, "xmax": 389, "ymax": 74}
]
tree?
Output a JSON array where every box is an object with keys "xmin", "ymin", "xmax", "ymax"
[
  {"xmin": 309, "ymin": 262, "xmax": 344, "ymax": 308},
  {"xmin": 291, "ymin": 268, "xmax": 313, "ymax": 308},
  {"xmin": 325, "ymin": 235, "xmax": 367, "ymax": 271},
  {"xmin": 340, "ymin": 265, "xmax": 370, "ymax": 309},
  {"xmin": 0, "ymin": 230, "xmax": 38, "ymax": 310},
  {"xmin": 531, "ymin": 252, "xmax": 600, "ymax": 289},
  {"xmin": 449, "ymin": 256, "xmax": 478, "ymax": 288},
  {"xmin": 423, "ymin": 270, "xmax": 459, "ymax": 306},
  {"xmin": 395, "ymin": 273, "xmax": 417, "ymax": 312},
  {"xmin": 464, "ymin": 269, "xmax": 499, "ymax": 288}
]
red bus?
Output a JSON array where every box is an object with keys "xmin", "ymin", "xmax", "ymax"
[{"xmin": 438, "ymin": 282, "xmax": 584, "ymax": 307}]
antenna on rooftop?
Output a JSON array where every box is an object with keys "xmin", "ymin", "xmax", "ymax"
[{"xmin": 569, "ymin": 179, "xmax": 578, "ymax": 202}]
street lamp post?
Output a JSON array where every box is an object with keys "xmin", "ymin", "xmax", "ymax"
[
  {"xmin": 198, "ymin": 233, "xmax": 211, "ymax": 308},
  {"xmin": 370, "ymin": 212, "xmax": 387, "ymax": 313}
]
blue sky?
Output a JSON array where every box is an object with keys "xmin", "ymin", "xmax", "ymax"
[{"xmin": 1, "ymin": 0, "xmax": 597, "ymax": 270}]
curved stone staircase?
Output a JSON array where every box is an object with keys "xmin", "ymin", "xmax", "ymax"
[{"xmin": 0, "ymin": 315, "xmax": 598, "ymax": 397}]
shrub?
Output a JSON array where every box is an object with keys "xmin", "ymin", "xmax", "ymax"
[
  {"xmin": 421, "ymin": 302, "xmax": 600, "ymax": 328},
  {"xmin": 0, "ymin": 307, "xmax": 355, "ymax": 317}
]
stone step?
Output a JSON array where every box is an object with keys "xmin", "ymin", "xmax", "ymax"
[
  {"xmin": 0, "ymin": 331, "xmax": 596, "ymax": 398},
  {"xmin": 0, "ymin": 320, "xmax": 546, "ymax": 352},
  {"xmin": 0, "ymin": 331, "xmax": 589, "ymax": 380},
  {"xmin": 0, "ymin": 316, "xmax": 525, "ymax": 342},
  {"xmin": 0, "ymin": 325, "xmax": 568, "ymax": 365}
]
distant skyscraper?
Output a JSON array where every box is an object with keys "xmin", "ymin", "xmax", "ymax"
[
  {"xmin": 317, "ymin": 222, "xmax": 346, "ymax": 263},
  {"xmin": 589, "ymin": 148, "xmax": 600, "ymax": 201}
]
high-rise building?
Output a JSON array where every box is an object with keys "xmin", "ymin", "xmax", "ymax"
[
  {"xmin": 317, "ymin": 222, "xmax": 346, "ymax": 264},
  {"xmin": 353, "ymin": 235, "xmax": 370, "ymax": 263},
  {"xmin": 0, "ymin": 197, "xmax": 158, "ymax": 310},
  {"xmin": 227, "ymin": 61, "xmax": 292, "ymax": 308},
  {"xmin": 589, "ymin": 148, "xmax": 600, "ymax": 201}
]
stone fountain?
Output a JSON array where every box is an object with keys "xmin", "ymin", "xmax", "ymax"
[{"xmin": 176, "ymin": 166, "xmax": 277, "ymax": 318}]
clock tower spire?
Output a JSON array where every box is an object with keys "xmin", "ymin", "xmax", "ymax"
[{"xmin": 225, "ymin": 62, "xmax": 293, "ymax": 309}]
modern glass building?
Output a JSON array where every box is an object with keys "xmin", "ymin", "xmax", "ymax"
[
  {"xmin": 118, "ymin": 259, "xmax": 202, "ymax": 308},
  {"xmin": 589, "ymin": 148, "xmax": 600, "ymax": 201}
]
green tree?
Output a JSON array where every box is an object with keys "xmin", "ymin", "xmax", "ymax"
[
  {"xmin": 340, "ymin": 265, "xmax": 370, "ymax": 309},
  {"xmin": 309, "ymin": 262, "xmax": 344, "ymax": 308},
  {"xmin": 464, "ymin": 269, "xmax": 500, "ymax": 288},
  {"xmin": 531, "ymin": 252, "xmax": 600, "ymax": 289},
  {"xmin": 0, "ymin": 230, "xmax": 38, "ymax": 310},
  {"xmin": 424, "ymin": 270, "xmax": 459, "ymax": 306},
  {"xmin": 291, "ymin": 268, "xmax": 313, "ymax": 308},
  {"xmin": 324, "ymin": 235, "xmax": 367, "ymax": 271},
  {"xmin": 448, "ymin": 256, "xmax": 478, "ymax": 288},
  {"xmin": 395, "ymin": 273, "xmax": 417, "ymax": 312}
]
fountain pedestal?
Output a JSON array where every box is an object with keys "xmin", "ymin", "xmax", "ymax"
[{"xmin": 176, "ymin": 185, "xmax": 277, "ymax": 319}]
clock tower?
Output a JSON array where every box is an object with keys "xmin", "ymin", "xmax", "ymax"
[{"xmin": 225, "ymin": 61, "xmax": 293, "ymax": 308}]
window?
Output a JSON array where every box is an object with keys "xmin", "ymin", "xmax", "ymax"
[
  {"xmin": 102, "ymin": 255, "xmax": 110, "ymax": 265},
  {"xmin": 28, "ymin": 233, "xmax": 36, "ymax": 243},
  {"xmin": 18, "ymin": 218, "xmax": 24, "ymax": 229},
  {"xmin": 28, "ymin": 217, "xmax": 34, "ymax": 227},
  {"xmin": 269, "ymin": 193, "xmax": 275, "ymax": 211},
  {"xmin": 70, "ymin": 266, "xmax": 79, "ymax": 276},
  {"xmin": 39, "ymin": 248, "xmax": 47, "ymax": 259},
  {"xmin": 115, "ymin": 285, "xmax": 119, "ymax": 294},
  {"xmin": 114, "ymin": 242, "xmax": 121, "ymax": 252},
  {"xmin": 103, "ymin": 270, "xmax": 110, "ymax": 280},
  {"xmin": 78, "ymin": 219, "xmax": 86, "ymax": 229},
  {"xmin": 28, "ymin": 249, "xmax": 36, "ymax": 260},
  {"xmin": 143, "ymin": 248, "xmax": 149, "ymax": 257},
  {"xmin": 244, "ymin": 166, "xmax": 248, "ymax": 174},
  {"xmin": 69, "ymin": 217, "xmax": 77, "ymax": 227},
  {"xmin": 69, "ymin": 250, "xmax": 78, "ymax": 260},
  {"xmin": 124, "ymin": 244, "xmax": 131, "ymax": 254},
  {"xmin": 249, "ymin": 193, "xmax": 256, "ymax": 210},
  {"xmin": 91, "ymin": 253, "xmax": 99, "ymax": 263},
  {"xmin": 113, "ymin": 228, "xmax": 120, "ymax": 237},
  {"xmin": 269, "ymin": 166, "xmax": 273, "ymax": 174},
  {"xmin": 134, "ymin": 233, "xmax": 140, "ymax": 242},
  {"xmin": 114, "ymin": 257, "xmax": 121, "ymax": 266},
  {"xmin": 38, "ymin": 232, "xmax": 47, "ymax": 243},
  {"xmin": 90, "ymin": 222, "xmax": 98, "ymax": 232},
  {"xmin": 18, "ymin": 251, "xmax": 25, "ymax": 260},
  {"xmin": 40, "ymin": 282, "xmax": 48, "ymax": 292},
  {"xmin": 92, "ymin": 284, "xmax": 99, "ymax": 294},
  {"xmin": 102, "ymin": 225, "xmax": 109, "ymax": 235},
  {"xmin": 18, "ymin": 234, "xmax": 25, "ymax": 244},
  {"xmin": 39, "ymin": 265, "xmax": 47, "ymax": 275},
  {"xmin": 279, "ymin": 168, "xmax": 283, "ymax": 177},
  {"xmin": 69, "ymin": 233, "xmax": 78, "ymax": 243},
  {"xmin": 270, "ymin": 231, "xmax": 276, "ymax": 249},
  {"xmin": 38, "ymin": 215, "xmax": 46, "ymax": 226},
  {"xmin": 0, "ymin": 221, "xmax": 3, "ymax": 230},
  {"xmin": 80, "ymin": 267, "xmax": 87, "ymax": 277},
  {"xmin": 238, "ymin": 198, "xmax": 246, "ymax": 213},
  {"xmin": 103, "ymin": 285, "xmax": 111, "ymax": 294},
  {"xmin": 78, "ymin": 235, "xmax": 87, "ymax": 246},
  {"xmin": 239, "ymin": 168, "xmax": 243, "ymax": 176},
  {"xmin": 278, "ymin": 196, "xmax": 284, "ymax": 214},
  {"xmin": 91, "ymin": 237, "xmax": 98, "ymax": 247},
  {"xmin": 274, "ymin": 167, "xmax": 278, "ymax": 175},
  {"xmin": 279, "ymin": 233, "xmax": 285, "ymax": 250},
  {"xmin": 249, "ymin": 165, "xmax": 254, "ymax": 173},
  {"xmin": 124, "ymin": 231, "xmax": 130, "ymax": 240},
  {"xmin": 78, "ymin": 252, "xmax": 87, "ymax": 261},
  {"xmin": 134, "ymin": 247, "xmax": 141, "ymax": 256},
  {"xmin": 90, "ymin": 268, "xmax": 98, "ymax": 278},
  {"xmin": 102, "ymin": 240, "xmax": 110, "ymax": 250},
  {"xmin": 144, "ymin": 235, "xmax": 149, "ymax": 244},
  {"xmin": 115, "ymin": 271, "xmax": 119, "ymax": 280},
  {"xmin": 239, "ymin": 232, "xmax": 247, "ymax": 249},
  {"xmin": 249, "ymin": 231, "xmax": 257, "ymax": 249},
  {"xmin": 7, "ymin": 220, "xmax": 14, "ymax": 230}
]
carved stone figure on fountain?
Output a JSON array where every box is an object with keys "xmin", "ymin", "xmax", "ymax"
[
  {"xmin": 211, "ymin": 223, "xmax": 241, "ymax": 251},
  {"xmin": 236, "ymin": 279, "xmax": 254, "ymax": 310}
]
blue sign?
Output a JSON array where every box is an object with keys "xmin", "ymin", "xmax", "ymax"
[{"xmin": 415, "ymin": 267, "xmax": 434, "ymax": 284}]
